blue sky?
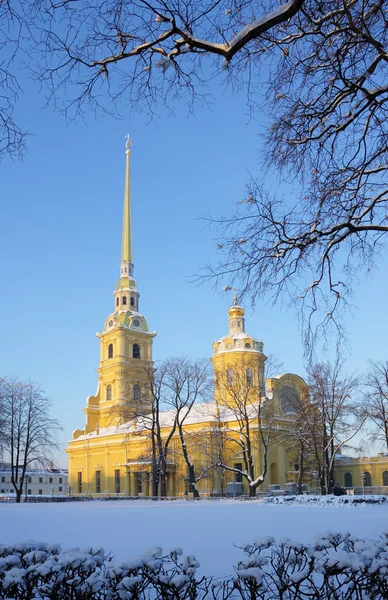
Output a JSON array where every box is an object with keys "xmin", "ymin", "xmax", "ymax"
[{"xmin": 1, "ymin": 65, "xmax": 387, "ymax": 465}]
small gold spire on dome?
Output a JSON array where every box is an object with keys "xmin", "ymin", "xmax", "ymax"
[{"xmin": 228, "ymin": 289, "xmax": 245, "ymax": 318}]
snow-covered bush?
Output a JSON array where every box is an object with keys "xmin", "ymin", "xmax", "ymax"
[
  {"xmin": 0, "ymin": 541, "xmax": 208, "ymax": 600},
  {"xmin": 1, "ymin": 532, "xmax": 388, "ymax": 599},
  {"xmin": 232, "ymin": 531, "xmax": 388, "ymax": 599},
  {"xmin": 261, "ymin": 494, "xmax": 388, "ymax": 507}
]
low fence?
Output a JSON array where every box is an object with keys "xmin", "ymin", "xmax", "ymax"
[{"xmin": 2, "ymin": 486, "xmax": 388, "ymax": 503}]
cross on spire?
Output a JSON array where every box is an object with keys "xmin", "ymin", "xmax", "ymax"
[{"xmin": 125, "ymin": 134, "xmax": 132, "ymax": 153}]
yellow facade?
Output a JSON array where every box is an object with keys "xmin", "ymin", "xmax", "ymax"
[
  {"xmin": 335, "ymin": 455, "xmax": 388, "ymax": 490},
  {"xmin": 66, "ymin": 139, "xmax": 309, "ymax": 497}
]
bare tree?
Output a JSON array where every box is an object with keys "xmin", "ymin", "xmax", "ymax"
[
  {"xmin": 363, "ymin": 360, "xmax": 388, "ymax": 451},
  {"xmin": 280, "ymin": 388, "xmax": 323, "ymax": 494},
  {"xmin": 0, "ymin": 376, "xmax": 62, "ymax": 502},
  {"xmin": 112, "ymin": 360, "xmax": 175, "ymax": 497},
  {"xmin": 29, "ymin": 0, "xmax": 387, "ymax": 347},
  {"xmin": 0, "ymin": 0, "xmax": 33, "ymax": 160},
  {"xmin": 161, "ymin": 357, "xmax": 212, "ymax": 499},
  {"xmin": 112, "ymin": 357, "xmax": 211, "ymax": 497},
  {"xmin": 214, "ymin": 364, "xmax": 281, "ymax": 497},
  {"xmin": 307, "ymin": 357, "xmax": 365, "ymax": 494},
  {"xmin": 0, "ymin": 377, "xmax": 6, "ymax": 459}
]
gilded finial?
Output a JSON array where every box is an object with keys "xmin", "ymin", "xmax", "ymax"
[
  {"xmin": 233, "ymin": 288, "xmax": 238, "ymax": 305},
  {"xmin": 125, "ymin": 134, "xmax": 132, "ymax": 154}
]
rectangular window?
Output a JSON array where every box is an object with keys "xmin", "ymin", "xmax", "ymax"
[
  {"xmin": 27, "ymin": 477, "xmax": 31, "ymax": 483},
  {"xmin": 39, "ymin": 489, "xmax": 42, "ymax": 495},
  {"xmin": 1, "ymin": 489, "xmax": 4, "ymax": 493},
  {"xmin": 95, "ymin": 471, "xmax": 101, "ymax": 493},
  {"xmin": 59, "ymin": 487, "xmax": 62, "ymax": 492},
  {"xmin": 246, "ymin": 368, "xmax": 253, "ymax": 386},
  {"xmin": 115, "ymin": 469, "xmax": 120, "ymax": 494},
  {"xmin": 137, "ymin": 472, "xmax": 143, "ymax": 494},
  {"xmin": 49, "ymin": 477, "xmax": 53, "ymax": 483},
  {"xmin": 28, "ymin": 489, "xmax": 31, "ymax": 495},
  {"xmin": 77, "ymin": 472, "xmax": 82, "ymax": 494},
  {"xmin": 59, "ymin": 478, "xmax": 62, "ymax": 483},
  {"xmin": 227, "ymin": 369, "xmax": 234, "ymax": 385},
  {"xmin": 39, "ymin": 477, "xmax": 43, "ymax": 483},
  {"xmin": 1, "ymin": 477, "xmax": 5, "ymax": 483},
  {"xmin": 234, "ymin": 463, "xmax": 243, "ymax": 483}
]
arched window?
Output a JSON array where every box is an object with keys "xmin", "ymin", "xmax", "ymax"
[
  {"xmin": 246, "ymin": 368, "xmax": 253, "ymax": 386},
  {"xmin": 382, "ymin": 471, "xmax": 388, "ymax": 486},
  {"xmin": 108, "ymin": 344, "xmax": 113, "ymax": 359},
  {"xmin": 122, "ymin": 296, "xmax": 127, "ymax": 305},
  {"xmin": 116, "ymin": 297, "xmax": 119, "ymax": 307},
  {"xmin": 133, "ymin": 384, "xmax": 141, "ymax": 401},
  {"xmin": 227, "ymin": 368, "xmax": 234, "ymax": 385},
  {"xmin": 106, "ymin": 385, "xmax": 112, "ymax": 401},
  {"xmin": 133, "ymin": 343, "xmax": 140, "ymax": 359},
  {"xmin": 344, "ymin": 472, "xmax": 353, "ymax": 487},
  {"xmin": 130, "ymin": 296, "xmax": 135, "ymax": 307},
  {"xmin": 364, "ymin": 471, "xmax": 372, "ymax": 486}
]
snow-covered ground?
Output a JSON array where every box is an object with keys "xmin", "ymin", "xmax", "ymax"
[{"xmin": 1, "ymin": 499, "xmax": 387, "ymax": 576}]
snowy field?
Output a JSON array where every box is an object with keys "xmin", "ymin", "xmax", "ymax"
[{"xmin": 1, "ymin": 499, "xmax": 388, "ymax": 576}]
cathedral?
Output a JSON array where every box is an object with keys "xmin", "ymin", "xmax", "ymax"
[{"xmin": 66, "ymin": 138, "xmax": 310, "ymax": 497}]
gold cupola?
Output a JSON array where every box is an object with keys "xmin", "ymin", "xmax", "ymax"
[{"xmin": 212, "ymin": 292, "xmax": 265, "ymax": 356}]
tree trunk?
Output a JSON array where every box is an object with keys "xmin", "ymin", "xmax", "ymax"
[
  {"xmin": 328, "ymin": 464, "xmax": 335, "ymax": 495},
  {"xmin": 151, "ymin": 428, "xmax": 159, "ymax": 497},
  {"xmin": 188, "ymin": 463, "xmax": 200, "ymax": 499},
  {"xmin": 297, "ymin": 442, "xmax": 304, "ymax": 495},
  {"xmin": 384, "ymin": 418, "xmax": 388, "ymax": 453},
  {"xmin": 15, "ymin": 488, "xmax": 22, "ymax": 503},
  {"xmin": 156, "ymin": 429, "xmax": 167, "ymax": 497},
  {"xmin": 178, "ymin": 423, "xmax": 200, "ymax": 499},
  {"xmin": 159, "ymin": 464, "xmax": 167, "ymax": 497}
]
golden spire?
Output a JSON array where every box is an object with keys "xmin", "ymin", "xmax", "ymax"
[{"xmin": 121, "ymin": 134, "xmax": 133, "ymax": 264}]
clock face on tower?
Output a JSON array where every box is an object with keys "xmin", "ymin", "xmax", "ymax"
[{"xmin": 133, "ymin": 319, "xmax": 140, "ymax": 327}]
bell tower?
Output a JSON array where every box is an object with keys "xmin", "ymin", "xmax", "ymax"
[{"xmin": 78, "ymin": 137, "xmax": 156, "ymax": 436}]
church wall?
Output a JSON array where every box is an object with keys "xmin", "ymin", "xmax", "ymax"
[
  {"xmin": 67, "ymin": 413, "xmax": 299, "ymax": 497},
  {"xmin": 335, "ymin": 455, "xmax": 388, "ymax": 488}
]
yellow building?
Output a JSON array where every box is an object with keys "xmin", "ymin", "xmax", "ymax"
[
  {"xmin": 335, "ymin": 454, "xmax": 388, "ymax": 491},
  {"xmin": 66, "ymin": 139, "xmax": 309, "ymax": 497}
]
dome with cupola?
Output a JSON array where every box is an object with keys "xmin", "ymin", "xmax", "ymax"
[{"xmin": 212, "ymin": 294, "xmax": 264, "ymax": 355}]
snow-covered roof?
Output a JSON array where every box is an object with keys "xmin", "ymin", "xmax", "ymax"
[
  {"xmin": 218, "ymin": 332, "xmax": 260, "ymax": 341},
  {"xmin": 73, "ymin": 400, "xmax": 267, "ymax": 442},
  {"xmin": 0, "ymin": 468, "xmax": 68, "ymax": 475}
]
